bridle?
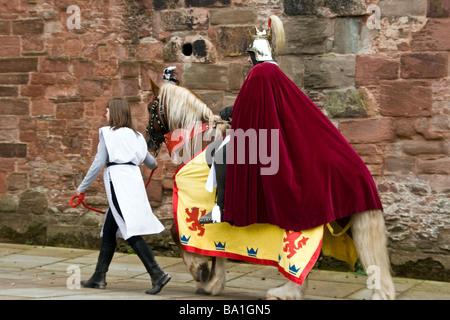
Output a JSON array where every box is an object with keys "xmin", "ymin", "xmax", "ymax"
[{"xmin": 146, "ymin": 96, "xmax": 169, "ymax": 156}]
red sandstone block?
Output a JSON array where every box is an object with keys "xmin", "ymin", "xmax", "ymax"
[
  {"xmin": 0, "ymin": 86, "xmax": 18, "ymax": 97},
  {"xmin": 384, "ymin": 157, "xmax": 415, "ymax": 175},
  {"xmin": 21, "ymin": 35, "xmax": 45, "ymax": 52},
  {"xmin": 355, "ymin": 54, "xmax": 399, "ymax": 86},
  {"xmin": 79, "ymin": 79, "xmax": 102, "ymax": 98},
  {"xmin": 417, "ymin": 157, "xmax": 450, "ymax": 174},
  {"xmin": 55, "ymin": 102, "xmax": 83, "ymax": 120},
  {"xmin": 0, "ymin": 73, "xmax": 29, "ymax": 84},
  {"xmin": 40, "ymin": 58, "xmax": 69, "ymax": 73},
  {"xmin": 338, "ymin": 118, "xmax": 395, "ymax": 143},
  {"xmin": 0, "ymin": 36, "xmax": 20, "ymax": 57},
  {"xmin": 31, "ymin": 99, "xmax": 55, "ymax": 116},
  {"xmin": 112, "ymin": 79, "xmax": 139, "ymax": 96},
  {"xmin": 0, "ymin": 20, "xmax": 11, "ymax": 35},
  {"xmin": 118, "ymin": 60, "xmax": 139, "ymax": 78},
  {"xmin": 137, "ymin": 42, "xmax": 163, "ymax": 61},
  {"xmin": 401, "ymin": 52, "xmax": 448, "ymax": 79},
  {"xmin": 0, "ymin": 158, "xmax": 15, "ymax": 171},
  {"xmin": 411, "ymin": 19, "xmax": 450, "ymax": 51},
  {"xmin": 0, "ymin": 143, "xmax": 27, "ymax": 158},
  {"xmin": 72, "ymin": 60, "xmax": 95, "ymax": 78},
  {"xmin": 64, "ymin": 38, "xmax": 83, "ymax": 56},
  {"xmin": 380, "ymin": 80, "xmax": 432, "ymax": 117},
  {"xmin": 30, "ymin": 73, "xmax": 56, "ymax": 85},
  {"xmin": 427, "ymin": 0, "xmax": 450, "ymax": 18},
  {"xmin": 20, "ymin": 85, "xmax": 45, "ymax": 98},
  {"xmin": 0, "ymin": 58, "xmax": 38, "ymax": 73},
  {"xmin": 12, "ymin": 19, "xmax": 44, "ymax": 35},
  {"xmin": 0, "ymin": 173, "xmax": 6, "ymax": 194},
  {"xmin": 0, "ymin": 98, "xmax": 29, "ymax": 115}
]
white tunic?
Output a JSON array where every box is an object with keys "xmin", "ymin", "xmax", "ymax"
[{"xmin": 100, "ymin": 126, "xmax": 164, "ymax": 240}]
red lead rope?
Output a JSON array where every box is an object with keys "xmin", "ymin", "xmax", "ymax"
[{"xmin": 69, "ymin": 169, "xmax": 156, "ymax": 214}]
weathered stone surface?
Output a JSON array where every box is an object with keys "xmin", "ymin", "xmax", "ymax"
[
  {"xmin": 0, "ymin": 143, "xmax": 27, "ymax": 158},
  {"xmin": 153, "ymin": 0, "xmax": 180, "ymax": 10},
  {"xmin": 411, "ymin": 18, "xmax": 450, "ymax": 51},
  {"xmin": 183, "ymin": 63, "xmax": 229, "ymax": 90},
  {"xmin": 427, "ymin": 0, "xmax": 450, "ymax": 17},
  {"xmin": 0, "ymin": 74, "xmax": 28, "ymax": 85},
  {"xmin": 304, "ymin": 55, "xmax": 355, "ymax": 89},
  {"xmin": 324, "ymin": 88, "xmax": 367, "ymax": 118},
  {"xmin": 355, "ymin": 54, "xmax": 399, "ymax": 86},
  {"xmin": 185, "ymin": 0, "xmax": 231, "ymax": 7},
  {"xmin": 164, "ymin": 35, "xmax": 215, "ymax": 63},
  {"xmin": 283, "ymin": 17, "xmax": 333, "ymax": 55},
  {"xmin": 210, "ymin": 8, "xmax": 257, "ymax": 25},
  {"xmin": 159, "ymin": 8, "xmax": 209, "ymax": 31},
  {"xmin": 0, "ymin": 36, "xmax": 20, "ymax": 57},
  {"xmin": 338, "ymin": 118, "xmax": 395, "ymax": 143},
  {"xmin": 214, "ymin": 25, "xmax": 253, "ymax": 57},
  {"xmin": 0, "ymin": 58, "xmax": 38, "ymax": 73},
  {"xmin": 12, "ymin": 19, "xmax": 44, "ymax": 35},
  {"xmin": 334, "ymin": 18, "xmax": 360, "ymax": 54},
  {"xmin": 278, "ymin": 55, "xmax": 305, "ymax": 88},
  {"xmin": 401, "ymin": 52, "xmax": 448, "ymax": 79},
  {"xmin": 379, "ymin": 0, "xmax": 427, "ymax": 17},
  {"xmin": 380, "ymin": 80, "xmax": 432, "ymax": 117},
  {"xmin": 417, "ymin": 157, "xmax": 450, "ymax": 174},
  {"xmin": 283, "ymin": 0, "xmax": 366, "ymax": 16},
  {"xmin": 18, "ymin": 190, "xmax": 48, "ymax": 215},
  {"xmin": 384, "ymin": 157, "xmax": 415, "ymax": 175}
]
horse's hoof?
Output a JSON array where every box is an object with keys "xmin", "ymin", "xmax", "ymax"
[
  {"xmin": 195, "ymin": 288, "xmax": 211, "ymax": 295},
  {"xmin": 198, "ymin": 263, "xmax": 211, "ymax": 284}
]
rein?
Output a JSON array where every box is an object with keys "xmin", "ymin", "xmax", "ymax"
[{"xmin": 70, "ymin": 168, "xmax": 156, "ymax": 214}]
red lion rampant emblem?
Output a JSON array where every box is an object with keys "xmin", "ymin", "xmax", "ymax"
[
  {"xmin": 283, "ymin": 231, "xmax": 309, "ymax": 258},
  {"xmin": 185, "ymin": 207, "xmax": 206, "ymax": 237}
]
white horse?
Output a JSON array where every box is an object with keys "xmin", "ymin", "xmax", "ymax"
[{"xmin": 146, "ymin": 80, "xmax": 396, "ymax": 300}]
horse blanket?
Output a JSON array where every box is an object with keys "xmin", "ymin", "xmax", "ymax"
[
  {"xmin": 173, "ymin": 148, "xmax": 325, "ymax": 285},
  {"xmin": 224, "ymin": 62, "xmax": 383, "ymax": 232}
]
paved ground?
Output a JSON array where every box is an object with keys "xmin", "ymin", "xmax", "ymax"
[{"xmin": 0, "ymin": 242, "xmax": 449, "ymax": 300}]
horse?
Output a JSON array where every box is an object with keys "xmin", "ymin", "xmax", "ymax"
[{"xmin": 145, "ymin": 79, "xmax": 396, "ymax": 300}]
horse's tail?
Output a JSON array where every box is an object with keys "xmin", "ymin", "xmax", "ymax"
[{"xmin": 352, "ymin": 209, "xmax": 396, "ymax": 299}]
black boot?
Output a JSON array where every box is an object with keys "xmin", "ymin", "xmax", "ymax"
[
  {"xmin": 81, "ymin": 242, "xmax": 115, "ymax": 289},
  {"xmin": 132, "ymin": 239, "xmax": 171, "ymax": 294}
]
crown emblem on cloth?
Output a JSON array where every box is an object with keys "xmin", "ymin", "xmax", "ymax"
[
  {"xmin": 289, "ymin": 263, "xmax": 301, "ymax": 275},
  {"xmin": 247, "ymin": 247, "xmax": 258, "ymax": 257},
  {"xmin": 180, "ymin": 235, "xmax": 191, "ymax": 245},
  {"xmin": 214, "ymin": 241, "xmax": 226, "ymax": 251}
]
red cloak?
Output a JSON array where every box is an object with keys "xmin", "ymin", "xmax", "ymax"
[{"xmin": 224, "ymin": 62, "xmax": 382, "ymax": 232}]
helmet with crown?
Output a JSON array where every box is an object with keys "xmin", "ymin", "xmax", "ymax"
[{"xmin": 247, "ymin": 15, "xmax": 285, "ymax": 62}]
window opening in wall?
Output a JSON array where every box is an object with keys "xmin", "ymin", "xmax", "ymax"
[{"xmin": 182, "ymin": 43, "xmax": 193, "ymax": 56}]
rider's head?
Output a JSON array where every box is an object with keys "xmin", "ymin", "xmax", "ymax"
[{"xmin": 246, "ymin": 15, "xmax": 285, "ymax": 65}]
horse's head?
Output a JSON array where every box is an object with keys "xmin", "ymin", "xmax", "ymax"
[{"xmin": 146, "ymin": 76, "xmax": 231, "ymax": 157}]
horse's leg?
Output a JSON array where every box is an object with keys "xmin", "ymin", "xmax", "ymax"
[
  {"xmin": 195, "ymin": 257, "xmax": 226, "ymax": 296},
  {"xmin": 266, "ymin": 279, "xmax": 308, "ymax": 300},
  {"xmin": 170, "ymin": 224, "xmax": 210, "ymax": 283},
  {"xmin": 352, "ymin": 209, "xmax": 396, "ymax": 300}
]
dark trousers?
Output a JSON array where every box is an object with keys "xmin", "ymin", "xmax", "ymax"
[{"xmin": 102, "ymin": 181, "xmax": 141, "ymax": 247}]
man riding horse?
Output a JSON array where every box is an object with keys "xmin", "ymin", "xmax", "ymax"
[{"xmin": 201, "ymin": 15, "xmax": 383, "ymax": 233}]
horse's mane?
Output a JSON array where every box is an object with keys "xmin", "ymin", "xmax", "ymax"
[{"xmin": 157, "ymin": 82, "xmax": 228, "ymax": 137}]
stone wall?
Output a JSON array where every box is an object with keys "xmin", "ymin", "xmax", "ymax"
[{"xmin": 0, "ymin": 0, "xmax": 448, "ymax": 280}]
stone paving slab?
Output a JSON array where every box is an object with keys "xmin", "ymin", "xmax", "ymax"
[{"xmin": 0, "ymin": 243, "xmax": 449, "ymax": 301}]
